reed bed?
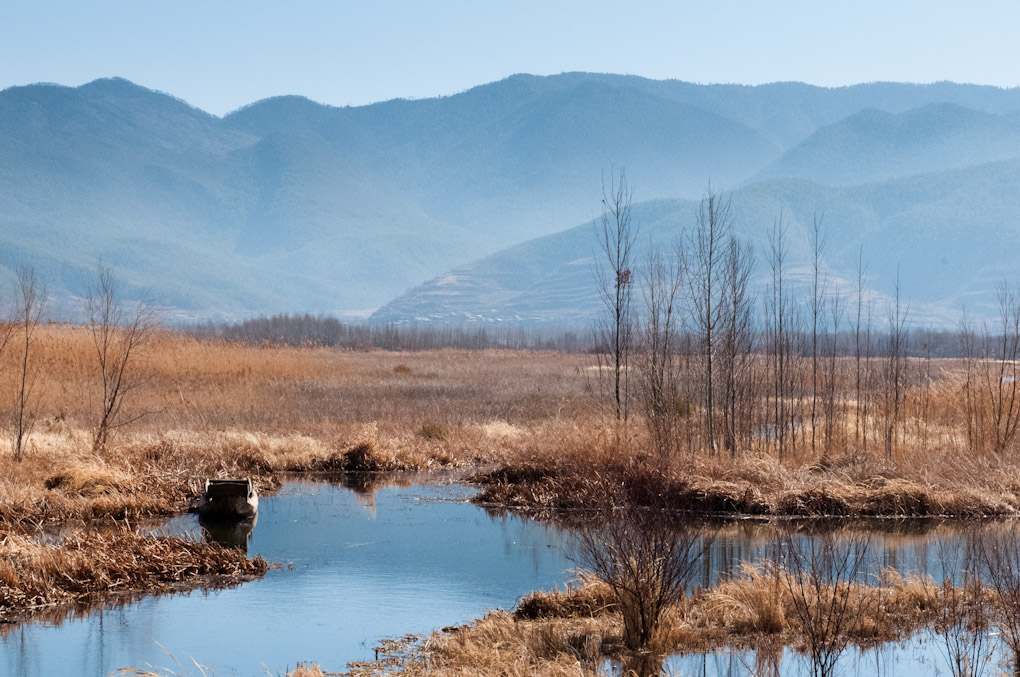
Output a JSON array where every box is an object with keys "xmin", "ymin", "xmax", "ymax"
[
  {"xmin": 0, "ymin": 527, "xmax": 268, "ymax": 624},
  {"xmin": 346, "ymin": 567, "xmax": 991, "ymax": 677},
  {"xmin": 472, "ymin": 451, "xmax": 1019, "ymax": 518}
]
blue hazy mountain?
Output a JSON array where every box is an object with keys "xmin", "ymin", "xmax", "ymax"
[
  {"xmin": 2, "ymin": 74, "xmax": 1020, "ymax": 319},
  {"xmin": 755, "ymin": 104, "xmax": 1020, "ymax": 185},
  {"xmin": 372, "ymin": 158, "xmax": 1020, "ymax": 327}
]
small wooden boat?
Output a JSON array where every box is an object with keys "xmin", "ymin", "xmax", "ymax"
[{"xmin": 195, "ymin": 478, "xmax": 258, "ymax": 520}]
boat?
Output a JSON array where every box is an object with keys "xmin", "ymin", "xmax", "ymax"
[{"xmin": 195, "ymin": 478, "xmax": 259, "ymax": 520}]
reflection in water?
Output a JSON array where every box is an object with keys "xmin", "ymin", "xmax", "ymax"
[
  {"xmin": 665, "ymin": 633, "xmax": 1011, "ymax": 677},
  {"xmin": 618, "ymin": 649, "xmax": 664, "ymax": 677},
  {"xmin": 199, "ymin": 513, "xmax": 257, "ymax": 552}
]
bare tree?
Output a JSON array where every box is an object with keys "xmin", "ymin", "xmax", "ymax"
[
  {"xmin": 766, "ymin": 215, "xmax": 797, "ymax": 460},
  {"xmin": 853, "ymin": 250, "xmax": 869, "ymax": 453},
  {"xmin": 10, "ymin": 266, "xmax": 45, "ymax": 462},
  {"xmin": 83, "ymin": 263, "xmax": 159, "ymax": 452},
  {"xmin": 976, "ymin": 528, "xmax": 1020, "ymax": 674},
  {"xmin": 883, "ymin": 272, "xmax": 909, "ymax": 462},
  {"xmin": 983, "ymin": 281, "xmax": 1020, "ymax": 455},
  {"xmin": 719, "ymin": 235, "xmax": 755, "ymax": 456},
  {"xmin": 809, "ymin": 216, "xmax": 827, "ymax": 456},
  {"xmin": 594, "ymin": 169, "xmax": 638, "ymax": 422},
  {"xmin": 927, "ymin": 536, "xmax": 991, "ymax": 677},
  {"xmin": 916, "ymin": 325, "xmax": 936, "ymax": 450},
  {"xmin": 638, "ymin": 249, "xmax": 686, "ymax": 465},
  {"xmin": 573, "ymin": 508, "xmax": 709, "ymax": 650},
  {"xmin": 823, "ymin": 286, "xmax": 845, "ymax": 457},
  {"xmin": 686, "ymin": 189, "xmax": 732, "ymax": 455},
  {"xmin": 779, "ymin": 531, "xmax": 873, "ymax": 677}
]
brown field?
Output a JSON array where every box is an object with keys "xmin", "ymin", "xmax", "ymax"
[
  {"xmin": 0, "ymin": 324, "xmax": 589, "ymax": 526},
  {"xmin": 3, "ymin": 325, "xmax": 1020, "ymax": 527}
]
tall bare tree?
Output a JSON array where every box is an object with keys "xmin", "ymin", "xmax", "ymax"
[
  {"xmin": 10, "ymin": 266, "xmax": 45, "ymax": 462},
  {"xmin": 883, "ymin": 271, "xmax": 909, "ymax": 462},
  {"xmin": 594, "ymin": 170, "xmax": 638, "ymax": 422},
  {"xmin": 84, "ymin": 263, "xmax": 159, "ymax": 452},
  {"xmin": 638, "ymin": 249, "xmax": 686, "ymax": 465},
  {"xmin": 984, "ymin": 281, "xmax": 1020, "ymax": 455},
  {"xmin": 686, "ymin": 189, "xmax": 732, "ymax": 455},
  {"xmin": 719, "ymin": 235, "xmax": 755, "ymax": 455},
  {"xmin": 766, "ymin": 215, "xmax": 795, "ymax": 460},
  {"xmin": 823, "ymin": 285, "xmax": 845, "ymax": 457},
  {"xmin": 852, "ymin": 250, "xmax": 873, "ymax": 454},
  {"xmin": 809, "ymin": 216, "xmax": 828, "ymax": 456}
]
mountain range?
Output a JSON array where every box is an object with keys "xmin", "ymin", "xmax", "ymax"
[{"xmin": 1, "ymin": 73, "xmax": 1019, "ymax": 323}]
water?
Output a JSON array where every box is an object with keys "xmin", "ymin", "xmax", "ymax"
[
  {"xmin": 1, "ymin": 477, "xmax": 573, "ymax": 677},
  {"xmin": 0, "ymin": 476, "xmax": 1012, "ymax": 676},
  {"xmin": 660, "ymin": 632, "xmax": 1010, "ymax": 676}
]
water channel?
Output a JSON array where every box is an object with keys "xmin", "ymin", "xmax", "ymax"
[{"xmin": 0, "ymin": 475, "xmax": 1013, "ymax": 676}]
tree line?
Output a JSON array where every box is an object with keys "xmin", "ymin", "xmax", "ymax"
[{"xmin": 194, "ymin": 315, "xmax": 587, "ymax": 352}]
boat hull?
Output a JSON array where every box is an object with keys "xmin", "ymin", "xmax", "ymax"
[{"xmin": 196, "ymin": 479, "xmax": 259, "ymax": 521}]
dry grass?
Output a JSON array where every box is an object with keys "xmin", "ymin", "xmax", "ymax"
[
  {"xmin": 0, "ymin": 527, "xmax": 268, "ymax": 625},
  {"xmin": 471, "ymin": 425, "xmax": 1020, "ymax": 518},
  {"xmin": 0, "ymin": 326, "xmax": 590, "ymax": 527},
  {"xmin": 346, "ymin": 566, "xmax": 991, "ymax": 677},
  {"xmin": 6, "ymin": 326, "xmax": 1020, "ymax": 523},
  {"xmin": 346, "ymin": 614, "xmax": 606, "ymax": 677},
  {"xmin": 11, "ymin": 325, "xmax": 1020, "ymax": 672}
]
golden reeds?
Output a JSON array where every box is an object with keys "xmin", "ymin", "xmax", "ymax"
[{"xmin": 0, "ymin": 528, "xmax": 268, "ymax": 623}]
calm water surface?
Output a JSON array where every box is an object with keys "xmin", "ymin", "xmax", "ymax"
[
  {"xmin": 2, "ymin": 477, "xmax": 572, "ymax": 677},
  {"xmin": 0, "ymin": 476, "xmax": 1011, "ymax": 676}
]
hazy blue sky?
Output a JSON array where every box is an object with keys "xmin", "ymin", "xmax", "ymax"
[{"xmin": 2, "ymin": 0, "xmax": 1018, "ymax": 115}]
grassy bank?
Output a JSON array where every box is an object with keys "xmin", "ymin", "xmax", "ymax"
[
  {"xmin": 472, "ymin": 450, "xmax": 1020, "ymax": 518},
  {"xmin": 10, "ymin": 327, "xmax": 1020, "ymax": 675},
  {"xmin": 0, "ymin": 327, "xmax": 587, "ymax": 635},
  {"xmin": 344, "ymin": 558, "xmax": 1003, "ymax": 672},
  {"xmin": 0, "ymin": 527, "xmax": 268, "ymax": 626},
  {"xmin": 345, "ymin": 569, "xmax": 988, "ymax": 677}
]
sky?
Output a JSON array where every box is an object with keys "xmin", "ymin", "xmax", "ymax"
[{"xmin": 2, "ymin": 1, "xmax": 1019, "ymax": 116}]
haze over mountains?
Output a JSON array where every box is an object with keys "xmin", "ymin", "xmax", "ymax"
[{"xmin": 2, "ymin": 73, "xmax": 1019, "ymax": 324}]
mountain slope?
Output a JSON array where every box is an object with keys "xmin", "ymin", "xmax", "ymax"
[
  {"xmin": 372, "ymin": 159, "xmax": 1020, "ymax": 327},
  {"xmin": 755, "ymin": 104, "xmax": 1020, "ymax": 185}
]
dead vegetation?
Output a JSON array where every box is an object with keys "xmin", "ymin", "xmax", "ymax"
[
  {"xmin": 345, "ymin": 564, "xmax": 982, "ymax": 677},
  {"xmin": 0, "ymin": 527, "xmax": 268, "ymax": 625},
  {"xmin": 10, "ymin": 326, "xmax": 1020, "ymax": 674},
  {"xmin": 6, "ymin": 326, "xmax": 1020, "ymax": 527},
  {"xmin": 471, "ymin": 427, "xmax": 1020, "ymax": 519},
  {"xmin": 0, "ymin": 326, "xmax": 588, "ymax": 527}
]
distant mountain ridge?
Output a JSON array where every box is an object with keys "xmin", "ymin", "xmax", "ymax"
[
  {"xmin": 2, "ymin": 74, "xmax": 1020, "ymax": 320},
  {"xmin": 373, "ymin": 157, "xmax": 1020, "ymax": 328}
]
